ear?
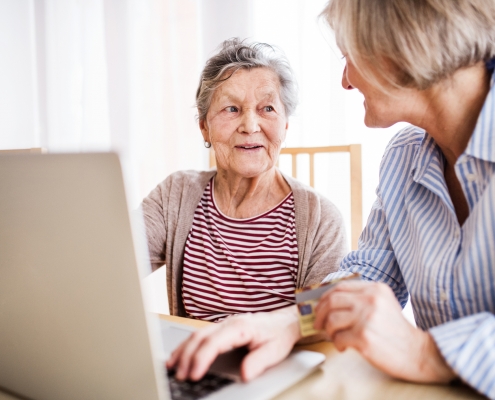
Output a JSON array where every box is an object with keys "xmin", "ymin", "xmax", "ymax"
[{"xmin": 199, "ymin": 119, "xmax": 210, "ymax": 143}]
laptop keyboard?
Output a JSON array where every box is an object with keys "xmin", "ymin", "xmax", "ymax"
[{"xmin": 167, "ymin": 369, "xmax": 234, "ymax": 400}]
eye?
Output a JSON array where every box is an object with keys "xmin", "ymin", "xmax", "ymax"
[
  {"xmin": 264, "ymin": 105, "xmax": 274, "ymax": 112},
  {"xmin": 225, "ymin": 106, "xmax": 238, "ymax": 113}
]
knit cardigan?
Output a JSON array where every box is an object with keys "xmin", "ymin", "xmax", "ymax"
[{"xmin": 141, "ymin": 170, "xmax": 348, "ymax": 317}]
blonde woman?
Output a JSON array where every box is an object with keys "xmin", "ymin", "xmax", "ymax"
[{"xmin": 168, "ymin": 1, "xmax": 495, "ymax": 397}]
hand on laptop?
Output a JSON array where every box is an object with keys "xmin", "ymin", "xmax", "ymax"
[
  {"xmin": 313, "ymin": 280, "xmax": 455, "ymax": 383},
  {"xmin": 166, "ymin": 306, "xmax": 302, "ymax": 382}
]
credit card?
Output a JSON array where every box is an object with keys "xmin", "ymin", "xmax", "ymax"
[{"xmin": 295, "ymin": 273, "xmax": 360, "ymax": 337}]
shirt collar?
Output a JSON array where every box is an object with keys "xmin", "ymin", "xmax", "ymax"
[
  {"xmin": 411, "ymin": 131, "xmax": 441, "ymax": 182},
  {"xmin": 463, "ymin": 67, "xmax": 495, "ymax": 163}
]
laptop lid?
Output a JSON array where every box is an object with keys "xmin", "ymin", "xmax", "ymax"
[{"xmin": 0, "ymin": 153, "xmax": 168, "ymax": 400}]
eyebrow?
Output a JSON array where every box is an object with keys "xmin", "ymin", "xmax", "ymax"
[{"xmin": 216, "ymin": 89, "xmax": 278, "ymax": 104}]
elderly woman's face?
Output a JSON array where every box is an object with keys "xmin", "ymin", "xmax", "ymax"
[{"xmin": 200, "ymin": 68, "xmax": 288, "ymax": 178}]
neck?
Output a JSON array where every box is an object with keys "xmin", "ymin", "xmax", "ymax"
[
  {"xmin": 409, "ymin": 63, "xmax": 491, "ymax": 167},
  {"xmin": 213, "ymin": 166, "xmax": 289, "ymax": 218}
]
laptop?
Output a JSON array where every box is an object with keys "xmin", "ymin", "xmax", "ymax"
[{"xmin": 0, "ymin": 153, "xmax": 324, "ymax": 400}]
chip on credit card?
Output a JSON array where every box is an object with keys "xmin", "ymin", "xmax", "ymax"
[{"xmin": 295, "ymin": 273, "xmax": 361, "ymax": 337}]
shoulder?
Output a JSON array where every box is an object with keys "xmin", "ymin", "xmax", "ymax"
[
  {"xmin": 144, "ymin": 169, "xmax": 215, "ymax": 206},
  {"xmin": 161, "ymin": 169, "xmax": 216, "ymax": 187},
  {"xmin": 379, "ymin": 125, "xmax": 425, "ymax": 174},
  {"xmin": 382, "ymin": 125, "xmax": 425, "ymax": 158},
  {"xmin": 154, "ymin": 169, "xmax": 216, "ymax": 194},
  {"xmin": 385, "ymin": 124, "xmax": 425, "ymax": 149}
]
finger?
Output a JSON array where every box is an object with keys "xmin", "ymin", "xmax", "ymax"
[
  {"xmin": 330, "ymin": 280, "xmax": 370, "ymax": 293},
  {"xmin": 316, "ymin": 291, "xmax": 355, "ymax": 313},
  {"xmin": 332, "ymin": 328, "xmax": 359, "ymax": 352},
  {"xmin": 188, "ymin": 322, "xmax": 256, "ymax": 380},
  {"xmin": 314, "ymin": 292, "xmax": 355, "ymax": 329},
  {"xmin": 174, "ymin": 325, "xmax": 219, "ymax": 380},
  {"xmin": 322, "ymin": 309, "xmax": 356, "ymax": 338},
  {"xmin": 166, "ymin": 329, "xmax": 206, "ymax": 370},
  {"xmin": 315, "ymin": 281, "xmax": 367, "ymax": 315},
  {"xmin": 240, "ymin": 337, "xmax": 293, "ymax": 382},
  {"xmin": 166, "ymin": 339, "xmax": 186, "ymax": 369}
]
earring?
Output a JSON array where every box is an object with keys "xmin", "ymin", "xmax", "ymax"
[{"xmin": 204, "ymin": 141, "xmax": 212, "ymax": 149}]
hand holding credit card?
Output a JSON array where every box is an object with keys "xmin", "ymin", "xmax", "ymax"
[{"xmin": 295, "ymin": 273, "xmax": 361, "ymax": 337}]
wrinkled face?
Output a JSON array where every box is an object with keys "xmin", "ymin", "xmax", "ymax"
[
  {"xmin": 200, "ymin": 68, "xmax": 288, "ymax": 178},
  {"xmin": 342, "ymin": 57, "xmax": 414, "ymax": 128}
]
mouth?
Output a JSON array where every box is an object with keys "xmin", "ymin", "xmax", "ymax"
[{"xmin": 235, "ymin": 144, "xmax": 263, "ymax": 150}]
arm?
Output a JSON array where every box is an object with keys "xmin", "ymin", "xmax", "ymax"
[
  {"xmin": 141, "ymin": 178, "xmax": 170, "ymax": 271},
  {"xmin": 313, "ymin": 142, "xmax": 455, "ymax": 384},
  {"xmin": 429, "ymin": 313, "xmax": 495, "ymax": 398},
  {"xmin": 323, "ymin": 188, "xmax": 409, "ymax": 307}
]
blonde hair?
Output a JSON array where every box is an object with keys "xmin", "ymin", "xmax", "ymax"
[{"xmin": 321, "ymin": 0, "xmax": 495, "ymax": 90}]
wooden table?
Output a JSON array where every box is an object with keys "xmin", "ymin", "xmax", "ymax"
[{"xmin": 163, "ymin": 315, "xmax": 483, "ymax": 400}]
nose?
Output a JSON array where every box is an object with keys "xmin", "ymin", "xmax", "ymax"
[
  {"xmin": 342, "ymin": 65, "xmax": 354, "ymax": 90},
  {"xmin": 239, "ymin": 109, "xmax": 260, "ymax": 134}
]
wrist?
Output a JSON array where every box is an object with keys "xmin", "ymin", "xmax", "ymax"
[
  {"xmin": 275, "ymin": 305, "xmax": 302, "ymax": 345},
  {"xmin": 417, "ymin": 330, "xmax": 456, "ymax": 383}
]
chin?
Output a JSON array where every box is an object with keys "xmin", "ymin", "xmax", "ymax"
[
  {"xmin": 233, "ymin": 164, "xmax": 273, "ymax": 178},
  {"xmin": 364, "ymin": 113, "xmax": 395, "ymax": 129},
  {"xmin": 236, "ymin": 169, "xmax": 266, "ymax": 178}
]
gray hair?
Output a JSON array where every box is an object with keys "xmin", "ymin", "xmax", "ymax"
[
  {"xmin": 196, "ymin": 38, "xmax": 298, "ymax": 121},
  {"xmin": 321, "ymin": 0, "xmax": 495, "ymax": 90}
]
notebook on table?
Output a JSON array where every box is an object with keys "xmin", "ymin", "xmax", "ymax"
[{"xmin": 0, "ymin": 153, "xmax": 324, "ymax": 400}]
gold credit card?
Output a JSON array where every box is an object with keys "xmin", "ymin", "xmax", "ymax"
[{"xmin": 295, "ymin": 273, "xmax": 360, "ymax": 337}]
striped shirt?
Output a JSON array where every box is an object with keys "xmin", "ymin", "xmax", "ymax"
[
  {"xmin": 182, "ymin": 179, "xmax": 298, "ymax": 322},
  {"xmin": 327, "ymin": 68, "xmax": 495, "ymax": 398}
]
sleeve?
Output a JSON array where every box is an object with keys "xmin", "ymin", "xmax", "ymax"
[
  {"xmin": 303, "ymin": 197, "xmax": 349, "ymax": 286},
  {"xmin": 323, "ymin": 187, "xmax": 409, "ymax": 307},
  {"xmin": 140, "ymin": 178, "xmax": 170, "ymax": 271},
  {"xmin": 429, "ymin": 312, "xmax": 495, "ymax": 399}
]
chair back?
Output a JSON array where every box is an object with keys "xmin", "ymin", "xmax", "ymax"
[{"xmin": 280, "ymin": 145, "xmax": 362, "ymax": 250}]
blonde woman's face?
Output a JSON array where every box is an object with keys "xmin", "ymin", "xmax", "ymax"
[
  {"xmin": 342, "ymin": 58, "xmax": 415, "ymax": 128},
  {"xmin": 200, "ymin": 68, "xmax": 288, "ymax": 178}
]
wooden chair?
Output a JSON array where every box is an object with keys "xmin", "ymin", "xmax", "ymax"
[
  {"xmin": 0, "ymin": 148, "xmax": 46, "ymax": 154},
  {"xmin": 209, "ymin": 145, "xmax": 363, "ymax": 249},
  {"xmin": 279, "ymin": 145, "xmax": 362, "ymax": 250}
]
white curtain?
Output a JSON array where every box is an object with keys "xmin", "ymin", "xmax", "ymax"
[
  {"xmin": 1, "ymin": 0, "xmax": 204, "ymax": 208},
  {"xmin": 1, "ymin": 0, "xmax": 404, "ymax": 217}
]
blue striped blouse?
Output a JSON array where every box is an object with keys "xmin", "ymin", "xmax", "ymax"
[{"xmin": 327, "ymin": 70, "xmax": 495, "ymax": 398}]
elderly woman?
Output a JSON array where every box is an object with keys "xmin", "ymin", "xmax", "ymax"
[
  {"xmin": 142, "ymin": 39, "xmax": 347, "ymax": 322},
  {"xmin": 167, "ymin": 1, "xmax": 495, "ymax": 397}
]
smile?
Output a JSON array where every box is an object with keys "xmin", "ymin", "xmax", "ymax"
[{"xmin": 235, "ymin": 145, "xmax": 263, "ymax": 149}]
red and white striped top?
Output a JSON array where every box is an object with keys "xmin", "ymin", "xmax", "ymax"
[{"xmin": 182, "ymin": 178, "xmax": 299, "ymax": 322}]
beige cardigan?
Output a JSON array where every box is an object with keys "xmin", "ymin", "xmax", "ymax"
[{"xmin": 141, "ymin": 170, "xmax": 348, "ymax": 317}]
